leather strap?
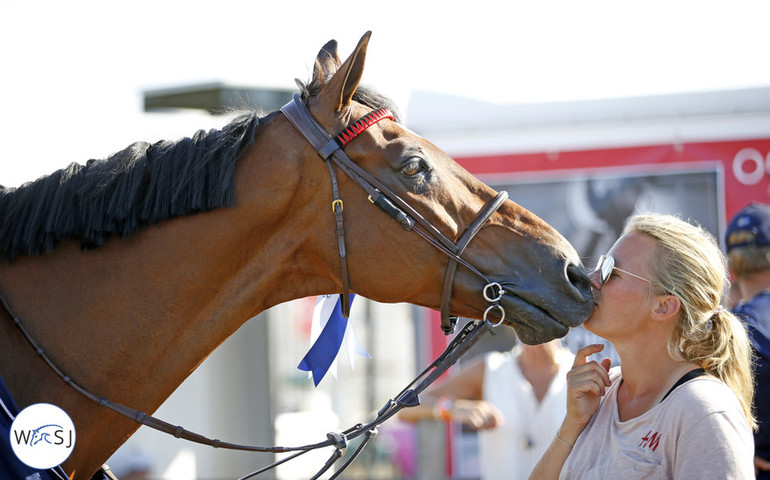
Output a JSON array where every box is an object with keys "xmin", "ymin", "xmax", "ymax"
[
  {"xmin": 440, "ymin": 191, "xmax": 509, "ymax": 333},
  {"xmin": 281, "ymin": 97, "xmax": 394, "ymax": 318},
  {"xmin": 326, "ymin": 159, "xmax": 351, "ymax": 318},
  {"xmin": 660, "ymin": 368, "xmax": 707, "ymax": 403}
]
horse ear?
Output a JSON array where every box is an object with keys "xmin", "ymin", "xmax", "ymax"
[
  {"xmin": 312, "ymin": 39, "xmax": 341, "ymax": 87},
  {"xmin": 318, "ymin": 31, "xmax": 371, "ymax": 112}
]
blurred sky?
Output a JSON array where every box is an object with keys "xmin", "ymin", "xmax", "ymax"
[{"xmin": 1, "ymin": 0, "xmax": 769, "ymax": 186}]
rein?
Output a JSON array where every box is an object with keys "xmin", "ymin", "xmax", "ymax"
[
  {"xmin": 1, "ymin": 290, "xmax": 499, "ymax": 479},
  {"xmin": 2, "ymin": 96, "xmax": 510, "ymax": 479}
]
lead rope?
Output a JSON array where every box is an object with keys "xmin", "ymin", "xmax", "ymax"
[
  {"xmin": 0, "ymin": 287, "xmax": 504, "ymax": 479},
  {"xmin": 240, "ymin": 311, "xmax": 500, "ymax": 480}
]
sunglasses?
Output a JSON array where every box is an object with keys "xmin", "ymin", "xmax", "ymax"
[{"xmin": 595, "ymin": 255, "xmax": 670, "ymax": 293}]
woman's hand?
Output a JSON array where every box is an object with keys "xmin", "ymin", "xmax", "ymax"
[
  {"xmin": 449, "ymin": 399, "xmax": 505, "ymax": 430},
  {"xmin": 561, "ymin": 344, "xmax": 612, "ymax": 440},
  {"xmin": 528, "ymin": 344, "xmax": 612, "ymax": 480}
]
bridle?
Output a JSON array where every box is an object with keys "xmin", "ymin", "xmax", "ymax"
[
  {"xmin": 280, "ymin": 94, "xmax": 508, "ymax": 334},
  {"xmin": 2, "ymin": 95, "xmax": 511, "ymax": 479}
]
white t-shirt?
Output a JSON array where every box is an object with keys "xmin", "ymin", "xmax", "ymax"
[
  {"xmin": 560, "ymin": 367, "xmax": 754, "ymax": 479},
  {"xmin": 479, "ymin": 347, "xmax": 574, "ymax": 480}
]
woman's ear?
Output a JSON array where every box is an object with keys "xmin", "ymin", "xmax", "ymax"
[{"xmin": 652, "ymin": 294, "xmax": 681, "ymax": 322}]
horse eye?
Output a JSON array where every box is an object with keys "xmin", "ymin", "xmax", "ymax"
[{"xmin": 401, "ymin": 158, "xmax": 425, "ymax": 177}]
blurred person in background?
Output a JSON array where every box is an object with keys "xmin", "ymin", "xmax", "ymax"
[
  {"xmin": 726, "ymin": 202, "xmax": 770, "ymax": 479},
  {"xmin": 399, "ymin": 339, "xmax": 573, "ymax": 480},
  {"xmin": 107, "ymin": 445, "xmax": 153, "ymax": 480}
]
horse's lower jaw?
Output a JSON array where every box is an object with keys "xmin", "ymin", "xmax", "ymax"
[
  {"xmin": 508, "ymin": 318, "xmax": 569, "ymax": 345},
  {"xmin": 501, "ymin": 298, "xmax": 573, "ymax": 345}
]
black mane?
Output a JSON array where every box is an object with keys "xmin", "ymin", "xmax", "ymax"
[
  {"xmin": 0, "ymin": 113, "xmax": 261, "ymax": 262},
  {"xmin": 0, "ymin": 84, "xmax": 398, "ymax": 263}
]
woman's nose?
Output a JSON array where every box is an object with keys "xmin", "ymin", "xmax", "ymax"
[{"xmin": 588, "ymin": 269, "xmax": 603, "ymax": 291}]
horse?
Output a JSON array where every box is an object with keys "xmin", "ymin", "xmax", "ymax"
[{"xmin": 0, "ymin": 32, "xmax": 594, "ymax": 479}]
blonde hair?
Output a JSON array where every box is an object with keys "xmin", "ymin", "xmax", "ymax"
[{"xmin": 624, "ymin": 213, "xmax": 756, "ymax": 429}]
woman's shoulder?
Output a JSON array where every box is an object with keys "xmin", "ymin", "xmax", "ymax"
[
  {"xmin": 664, "ymin": 375, "xmax": 744, "ymax": 418},
  {"xmin": 664, "ymin": 376, "xmax": 754, "ymax": 451}
]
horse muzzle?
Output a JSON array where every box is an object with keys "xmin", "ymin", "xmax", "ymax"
[{"xmin": 494, "ymin": 266, "xmax": 595, "ymax": 344}]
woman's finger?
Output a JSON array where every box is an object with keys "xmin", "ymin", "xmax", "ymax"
[
  {"xmin": 568, "ymin": 360, "xmax": 612, "ymax": 387},
  {"xmin": 573, "ymin": 344, "xmax": 606, "ymax": 368}
]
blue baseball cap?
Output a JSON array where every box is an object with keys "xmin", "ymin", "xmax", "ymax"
[{"xmin": 725, "ymin": 202, "xmax": 770, "ymax": 253}]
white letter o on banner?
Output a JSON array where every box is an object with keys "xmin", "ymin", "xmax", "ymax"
[{"xmin": 733, "ymin": 148, "xmax": 765, "ymax": 185}]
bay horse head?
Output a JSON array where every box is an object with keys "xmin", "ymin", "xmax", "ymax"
[{"xmin": 272, "ymin": 32, "xmax": 594, "ymax": 344}]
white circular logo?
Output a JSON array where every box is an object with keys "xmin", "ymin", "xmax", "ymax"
[{"xmin": 9, "ymin": 403, "xmax": 76, "ymax": 469}]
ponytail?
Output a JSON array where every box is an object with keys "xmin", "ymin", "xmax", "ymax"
[{"xmin": 673, "ymin": 307, "xmax": 756, "ymax": 430}]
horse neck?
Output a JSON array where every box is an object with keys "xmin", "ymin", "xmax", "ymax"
[{"xmin": 0, "ymin": 124, "xmax": 336, "ymax": 477}]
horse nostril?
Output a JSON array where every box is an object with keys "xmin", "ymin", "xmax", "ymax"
[{"xmin": 566, "ymin": 263, "xmax": 592, "ymax": 295}]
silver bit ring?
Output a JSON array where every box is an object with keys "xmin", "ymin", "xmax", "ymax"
[{"xmin": 484, "ymin": 303, "xmax": 505, "ymax": 326}]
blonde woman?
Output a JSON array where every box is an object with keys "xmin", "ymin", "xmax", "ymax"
[{"xmin": 530, "ymin": 213, "xmax": 755, "ymax": 479}]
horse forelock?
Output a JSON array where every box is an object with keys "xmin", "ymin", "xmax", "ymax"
[
  {"xmin": 296, "ymin": 79, "xmax": 402, "ymax": 124},
  {"xmin": 0, "ymin": 112, "xmax": 262, "ymax": 262}
]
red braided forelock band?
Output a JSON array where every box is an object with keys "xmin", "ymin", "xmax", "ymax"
[{"xmin": 335, "ymin": 108, "xmax": 395, "ymax": 147}]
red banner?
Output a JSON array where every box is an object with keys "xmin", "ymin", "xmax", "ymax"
[{"xmin": 456, "ymin": 137, "xmax": 770, "ymax": 222}]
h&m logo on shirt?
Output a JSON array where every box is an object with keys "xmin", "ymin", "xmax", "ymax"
[{"xmin": 640, "ymin": 430, "xmax": 661, "ymax": 452}]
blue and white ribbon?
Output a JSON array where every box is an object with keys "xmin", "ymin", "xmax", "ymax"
[{"xmin": 298, "ymin": 294, "xmax": 371, "ymax": 386}]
